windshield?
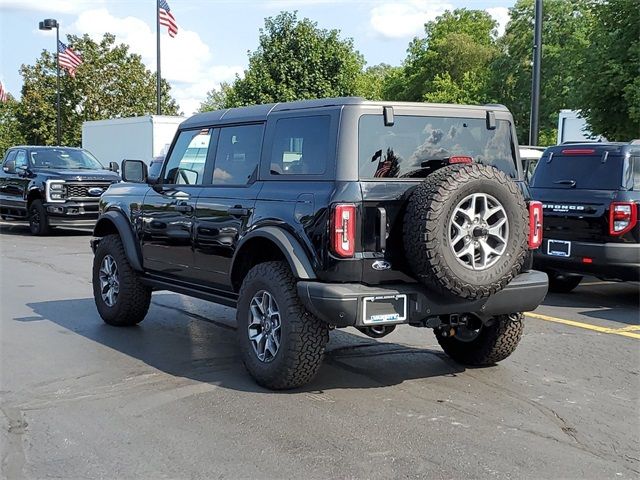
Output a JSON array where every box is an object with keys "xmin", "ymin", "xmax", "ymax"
[
  {"xmin": 530, "ymin": 153, "xmax": 623, "ymax": 190},
  {"xmin": 30, "ymin": 148, "xmax": 104, "ymax": 170},
  {"xmin": 358, "ymin": 115, "xmax": 517, "ymax": 179}
]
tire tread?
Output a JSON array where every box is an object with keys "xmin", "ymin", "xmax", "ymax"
[
  {"xmin": 435, "ymin": 313, "xmax": 524, "ymax": 365},
  {"xmin": 403, "ymin": 164, "xmax": 528, "ymax": 299},
  {"xmin": 92, "ymin": 234, "xmax": 151, "ymax": 326},
  {"xmin": 237, "ymin": 261, "xmax": 329, "ymax": 390}
]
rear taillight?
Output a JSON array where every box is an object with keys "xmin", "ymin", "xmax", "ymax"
[
  {"xmin": 331, "ymin": 204, "xmax": 356, "ymax": 258},
  {"xmin": 609, "ymin": 202, "xmax": 638, "ymax": 236},
  {"xmin": 528, "ymin": 201, "xmax": 543, "ymax": 249}
]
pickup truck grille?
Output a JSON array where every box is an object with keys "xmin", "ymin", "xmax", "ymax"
[{"xmin": 65, "ymin": 182, "xmax": 113, "ymax": 200}]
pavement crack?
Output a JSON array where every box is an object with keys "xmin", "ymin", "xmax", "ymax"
[
  {"xmin": 551, "ymin": 409, "xmax": 579, "ymax": 442},
  {"xmin": 3, "ymin": 255, "xmax": 78, "ymax": 277},
  {"xmin": 1, "ymin": 405, "xmax": 27, "ymax": 480}
]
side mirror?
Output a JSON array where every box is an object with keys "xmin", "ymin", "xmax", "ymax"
[
  {"xmin": 3, "ymin": 160, "xmax": 16, "ymax": 174},
  {"xmin": 121, "ymin": 159, "xmax": 148, "ymax": 183},
  {"xmin": 16, "ymin": 165, "xmax": 31, "ymax": 177},
  {"xmin": 108, "ymin": 161, "xmax": 119, "ymax": 173}
]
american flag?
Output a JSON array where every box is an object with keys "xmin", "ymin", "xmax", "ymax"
[
  {"xmin": 58, "ymin": 40, "xmax": 83, "ymax": 77},
  {"xmin": 159, "ymin": 0, "xmax": 178, "ymax": 37},
  {"xmin": 0, "ymin": 81, "xmax": 8, "ymax": 102}
]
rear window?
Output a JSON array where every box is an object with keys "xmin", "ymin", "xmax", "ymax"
[
  {"xmin": 358, "ymin": 115, "xmax": 517, "ymax": 179},
  {"xmin": 530, "ymin": 153, "xmax": 623, "ymax": 190}
]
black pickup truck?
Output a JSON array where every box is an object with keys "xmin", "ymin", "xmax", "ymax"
[
  {"xmin": 90, "ymin": 98, "xmax": 548, "ymax": 389},
  {"xmin": 530, "ymin": 142, "xmax": 640, "ymax": 292},
  {"xmin": 0, "ymin": 146, "xmax": 120, "ymax": 234}
]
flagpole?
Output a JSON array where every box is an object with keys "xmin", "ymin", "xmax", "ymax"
[
  {"xmin": 55, "ymin": 23, "xmax": 61, "ymax": 145},
  {"xmin": 156, "ymin": 0, "xmax": 161, "ymax": 115}
]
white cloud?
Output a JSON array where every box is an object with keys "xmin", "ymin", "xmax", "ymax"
[
  {"xmin": 0, "ymin": 0, "xmax": 104, "ymax": 14},
  {"xmin": 369, "ymin": 0, "xmax": 454, "ymax": 39},
  {"xmin": 70, "ymin": 8, "xmax": 244, "ymax": 115},
  {"xmin": 486, "ymin": 6, "xmax": 509, "ymax": 37}
]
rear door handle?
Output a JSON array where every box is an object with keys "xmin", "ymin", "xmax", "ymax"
[
  {"xmin": 227, "ymin": 206, "xmax": 249, "ymax": 217},
  {"xmin": 176, "ymin": 203, "xmax": 194, "ymax": 213}
]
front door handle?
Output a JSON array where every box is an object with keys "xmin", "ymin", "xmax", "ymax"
[
  {"xmin": 227, "ymin": 206, "xmax": 249, "ymax": 217},
  {"xmin": 176, "ymin": 203, "xmax": 194, "ymax": 213}
]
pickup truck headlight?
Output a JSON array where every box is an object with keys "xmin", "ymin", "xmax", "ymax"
[{"xmin": 46, "ymin": 180, "xmax": 66, "ymax": 202}]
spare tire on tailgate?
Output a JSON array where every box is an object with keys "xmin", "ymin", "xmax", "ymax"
[{"xmin": 403, "ymin": 163, "xmax": 528, "ymax": 300}]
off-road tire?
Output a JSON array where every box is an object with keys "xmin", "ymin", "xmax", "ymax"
[
  {"xmin": 548, "ymin": 273, "xmax": 582, "ymax": 293},
  {"xmin": 237, "ymin": 261, "xmax": 329, "ymax": 390},
  {"xmin": 92, "ymin": 234, "xmax": 151, "ymax": 326},
  {"xmin": 435, "ymin": 313, "xmax": 524, "ymax": 365},
  {"xmin": 28, "ymin": 199, "xmax": 51, "ymax": 236},
  {"xmin": 403, "ymin": 164, "xmax": 528, "ymax": 300}
]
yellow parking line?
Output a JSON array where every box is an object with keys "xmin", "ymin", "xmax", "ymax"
[
  {"xmin": 615, "ymin": 325, "xmax": 640, "ymax": 332},
  {"xmin": 527, "ymin": 312, "xmax": 640, "ymax": 340}
]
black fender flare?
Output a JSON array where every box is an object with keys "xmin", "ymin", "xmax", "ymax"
[
  {"xmin": 232, "ymin": 226, "xmax": 317, "ymax": 281},
  {"xmin": 26, "ymin": 185, "xmax": 43, "ymax": 203},
  {"xmin": 92, "ymin": 210, "xmax": 143, "ymax": 272}
]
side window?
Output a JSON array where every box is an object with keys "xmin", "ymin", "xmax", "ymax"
[
  {"xmin": 213, "ymin": 124, "xmax": 264, "ymax": 185},
  {"xmin": 270, "ymin": 116, "xmax": 330, "ymax": 175},
  {"xmin": 15, "ymin": 150, "xmax": 28, "ymax": 169},
  {"xmin": 3, "ymin": 150, "xmax": 17, "ymax": 166},
  {"xmin": 632, "ymin": 156, "xmax": 640, "ymax": 191},
  {"xmin": 163, "ymin": 129, "xmax": 212, "ymax": 185}
]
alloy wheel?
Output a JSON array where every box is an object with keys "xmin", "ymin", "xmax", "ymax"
[
  {"xmin": 448, "ymin": 193, "xmax": 509, "ymax": 271},
  {"xmin": 29, "ymin": 206, "xmax": 40, "ymax": 231},
  {"xmin": 248, "ymin": 290, "xmax": 282, "ymax": 363},
  {"xmin": 99, "ymin": 254, "xmax": 120, "ymax": 307}
]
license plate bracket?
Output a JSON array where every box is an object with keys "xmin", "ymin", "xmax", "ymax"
[
  {"xmin": 547, "ymin": 239, "xmax": 571, "ymax": 257},
  {"xmin": 362, "ymin": 294, "xmax": 407, "ymax": 325}
]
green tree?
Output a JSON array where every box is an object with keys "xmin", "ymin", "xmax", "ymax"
[
  {"xmin": 355, "ymin": 63, "xmax": 398, "ymax": 100},
  {"xmin": 577, "ymin": 0, "xmax": 640, "ymax": 140},
  {"xmin": 490, "ymin": 0, "xmax": 592, "ymax": 144},
  {"xmin": 18, "ymin": 33, "xmax": 179, "ymax": 146},
  {"xmin": 198, "ymin": 82, "xmax": 237, "ymax": 112},
  {"xmin": 0, "ymin": 96, "xmax": 25, "ymax": 157},
  {"xmin": 384, "ymin": 9, "xmax": 499, "ymax": 103},
  {"xmin": 230, "ymin": 12, "xmax": 365, "ymax": 106}
]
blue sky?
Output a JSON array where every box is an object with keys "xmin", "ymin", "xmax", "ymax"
[{"xmin": 0, "ymin": 0, "xmax": 515, "ymax": 114}]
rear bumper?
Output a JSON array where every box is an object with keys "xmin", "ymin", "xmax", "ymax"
[
  {"xmin": 534, "ymin": 239, "xmax": 640, "ymax": 281},
  {"xmin": 45, "ymin": 201, "xmax": 99, "ymax": 228},
  {"xmin": 297, "ymin": 270, "xmax": 549, "ymax": 327}
]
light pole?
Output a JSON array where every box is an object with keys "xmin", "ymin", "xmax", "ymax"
[
  {"xmin": 528, "ymin": 0, "xmax": 543, "ymax": 146},
  {"xmin": 39, "ymin": 18, "xmax": 61, "ymax": 146}
]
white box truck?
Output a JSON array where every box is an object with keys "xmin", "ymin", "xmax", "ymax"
[
  {"xmin": 557, "ymin": 110, "xmax": 606, "ymax": 144},
  {"xmin": 82, "ymin": 115, "xmax": 185, "ymax": 166}
]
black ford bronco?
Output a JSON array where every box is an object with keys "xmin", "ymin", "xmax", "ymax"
[
  {"xmin": 90, "ymin": 98, "xmax": 548, "ymax": 389},
  {"xmin": 0, "ymin": 146, "xmax": 120, "ymax": 234},
  {"xmin": 530, "ymin": 142, "xmax": 640, "ymax": 292}
]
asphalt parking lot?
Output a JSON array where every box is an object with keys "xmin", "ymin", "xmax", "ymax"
[{"xmin": 1, "ymin": 222, "xmax": 638, "ymax": 479}]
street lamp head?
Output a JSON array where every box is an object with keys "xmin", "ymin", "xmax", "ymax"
[{"xmin": 39, "ymin": 18, "xmax": 58, "ymax": 30}]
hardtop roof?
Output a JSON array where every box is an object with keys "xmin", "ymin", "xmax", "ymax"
[
  {"xmin": 546, "ymin": 142, "xmax": 640, "ymax": 155},
  {"xmin": 181, "ymin": 97, "xmax": 510, "ymax": 129}
]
